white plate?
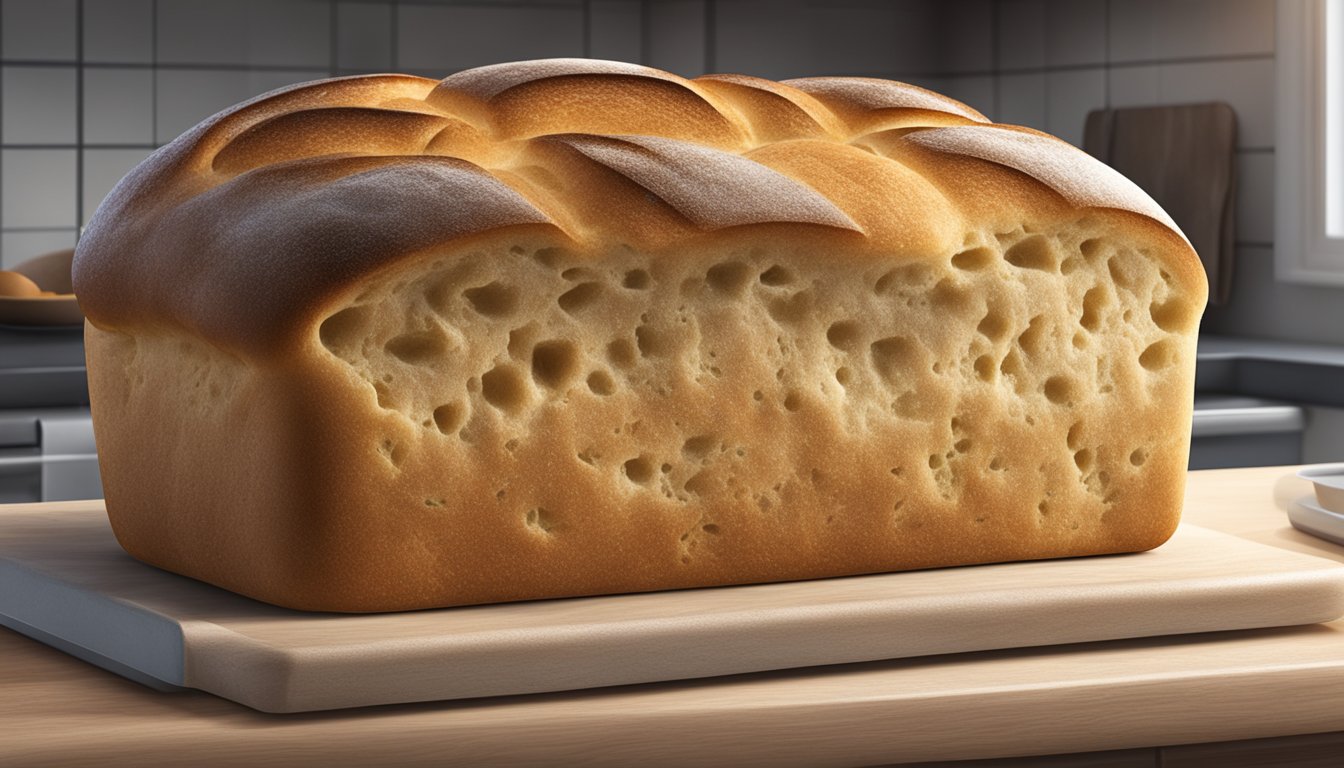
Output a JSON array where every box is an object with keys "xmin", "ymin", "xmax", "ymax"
[
  {"xmin": 1289, "ymin": 493, "xmax": 1344, "ymax": 546},
  {"xmin": 1298, "ymin": 464, "xmax": 1344, "ymax": 514}
]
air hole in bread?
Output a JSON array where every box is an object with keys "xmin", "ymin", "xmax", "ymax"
[
  {"xmin": 531, "ymin": 339, "xmax": 580, "ymax": 389},
  {"xmin": 623, "ymin": 269, "xmax": 651, "ymax": 289},
  {"xmin": 1016, "ymin": 316, "xmax": 1046, "ymax": 356},
  {"xmin": 954, "ymin": 438, "xmax": 972, "ymax": 453},
  {"xmin": 481, "ymin": 364, "xmax": 528, "ymax": 412},
  {"xmin": 1043, "ymin": 375, "xmax": 1074, "ymax": 405},
  {"xmin": 759, "ymin": 265, "xmax": 794, "ymax": 286},
  {"xmin": 561, "ymin": 267, "xmax": 594, "ymax": 281},
  {"xmin": 705, "ymin": 261, "xmax": 751, "ymax": 294},
  {"xmin": 1005, "ymin": 235, "xmax": 1056, "ymax": 272},
  {"xmin": 318, "ymin": 306, "xmax": 368, "ymax": 352},
  {"xmin": 385, "ymin": 330, "xmax": 444, "ymax": 364},
  {"xmin": 783, "ymin": 391, "xmax": 802, "ymax": 411},
  {"xmin": 826, "ymin": 320, "xmax": 861, "ymax": 350},
  {"xmin": 1080, "ymin": 238, "xmax": 1106, "ymax": 260},
  {"xmin": 1139, "ymin": 339, "xmax": 1178, "ymax": 371},
  {"xmin": 607, "ymin": 338, "xmax": 637, "ymax": 367},
  {"xmin": 1074, "ymin": 448, "xmax": 1094, "ymax": 472},
  {"xmin": 506, "ymin": 325, "xmax": 537, "ymax": 359},
  {"xmin": 683, "ymin": 434, "xmax": 717, "ymax": 458},
  {"xmin": 635, "ymin": 325, "xmax": 670, "ymax": 357},
  {"xmin": 835, "ymin": 366, "xmax": 853, "ymax": 386},
  {"xmin": 1080, "ymin": 287, "xmax": 1106, "ymax": 332},
  {"xmin": 951, "ymin": 247, "xmax": 995, "ymax": 271},
  {"xmin": 1060, "ymin": 256, "xmax": 1082, "ymax": 275},
  {"xmin": 558, "ymin": 281, "xmax": 603, "ymax": 313},
  {"xmin": 525, "ymin": 507, "xmax": 556, "ymax": 534},
  {"xmin": 623, "ymin": 456, "xmax": 654, "ymax": 485},
  {"xmin": 463, "ymin": 282, "xmax": 518, "ymax": 317},
  {"xmin": 586, "ymin": 370, "xmax": 615, "ymax": 395},
  {"xmin": 973, "ymin": 354, "xmax": 995, "ymax": 381},
  {"xmin": 875, "ymin": 263, "xmax": 935, "ymax": 294},
  {"xmin": 977, "ymin": 308, "xmax": 1010, "ymax": 341},
  {"xmin": 1067, "ymin": 422, "xmax": 1083, "ymax": 449},
  {"xmin": 373, "ymin": 382, "xmax": 395, "ymax": 409},
  {"xmin": 532, "ymin": 247, "xmax": 564, "ymax": 268},
  {"xmin": 930, "ymin": 279, "xmax": 972, "ymax": 313},
  {"xmin": 1150, "ymin": 297, "xmax": 1190, "ymax": 332},
  {"xmin": 989, "ymin": 457, "xmax": 1005, "ymax": 471},
  {"xmin": 377, "ymin": 437, "xmax": 406, "ymax": 468},
  {"xmin": 432, "ymin": 402, "xmax": 465, "ymax": 435},
  {"xmin": 870, "ymin": 336, "xmax": 916, "ymax": 384},
  {"xmin": 1130, "ymin": 448, "xmax": 1148, "ymax": 466},
  {"xmin": 767, "ymin": 291, "xmax": 810, "ymax": 323},
  {"xmin": 701, "ymin": 523, "xmax": 720, "ymax": 535}
]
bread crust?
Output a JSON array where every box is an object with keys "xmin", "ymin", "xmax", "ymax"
[{"xmin": 75, "ymin": 59, "xmax": 1207, "ymax": 612}]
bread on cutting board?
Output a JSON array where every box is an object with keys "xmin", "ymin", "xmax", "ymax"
[{"xmin": 72, "ymin": 59, "xmax": 1207, "ymax": 612}]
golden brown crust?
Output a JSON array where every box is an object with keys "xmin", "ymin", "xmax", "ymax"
[{"xmin": 75, "ymin": 59, "xmax": 1208, "ymax": 612}]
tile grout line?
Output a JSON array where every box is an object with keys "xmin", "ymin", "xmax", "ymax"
[
  {"xmin": 639, "ymin": 0, "xmax": 649, "ymax": 66},
  {"xmin": 329, "ymin": 0, "xmax": 338, "ymax": 78},
  {"xmin": 151, "ymin": 0, "xmax": 158, "ymax": 148},
  {"xmin": 704, "ymin": 0, "xmax": 716, "ymax": 75},
  {"xmin": 75, "ymin": 0, "xmax": 84, "ymax": 237},
  {"xmin": 0, "ymin": 2, "xmax": 5, "ymax": 264},
  {"xmin": 582, "ymin": 0, "xmax": 591, "ymax": 59}
]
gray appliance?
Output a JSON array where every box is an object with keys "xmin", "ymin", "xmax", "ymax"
[{"xmin": 0, "ymin": 325, "xmax": 99, "ymax": 502}]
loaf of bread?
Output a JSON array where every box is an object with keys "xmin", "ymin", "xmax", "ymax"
[{"xmin": 73, "ymin": 59, "xmax": 1206, "ymax": 612}]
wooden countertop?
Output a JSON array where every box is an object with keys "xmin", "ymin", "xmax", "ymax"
[{"xmin": 5, "ymin": 465, "xmax": 1344, "ymax": 767}]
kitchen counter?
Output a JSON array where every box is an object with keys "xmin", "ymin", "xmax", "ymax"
[
  {"xmin": 1199, "ymin": 334, "xmax": 1344, "ymax": 408},
  {"xmin": 5, "ymin": 466, "xmax": 1344, "ymax": 767}
]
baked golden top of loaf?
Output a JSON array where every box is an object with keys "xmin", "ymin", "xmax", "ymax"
[{"xmin": 73, "ymin": 58, "xmax": 1198, "ymax": 355}]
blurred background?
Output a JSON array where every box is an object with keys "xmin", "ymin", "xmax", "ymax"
[{"xmin": 0, "ymin": 0, "xmax": 1336, "ymax": 501}]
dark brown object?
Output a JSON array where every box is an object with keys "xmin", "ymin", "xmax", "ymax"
[{"xmin": 1084, "ymin": 103, "xmax": 1237, "ymax": 305}]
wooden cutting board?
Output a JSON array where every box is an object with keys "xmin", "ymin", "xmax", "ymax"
[{"xmin": 3, "ymin": 501, "xmax": 1343, "ymax": 714}]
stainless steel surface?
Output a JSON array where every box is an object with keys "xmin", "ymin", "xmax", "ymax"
[{"xmin": 0, "ymin": 409, "xmax": 99, "ymax": 503}]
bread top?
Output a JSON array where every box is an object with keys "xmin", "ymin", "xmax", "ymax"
[{"xmin": 73, "ymin": 58, "xmax": 1201, "ymax": 356}]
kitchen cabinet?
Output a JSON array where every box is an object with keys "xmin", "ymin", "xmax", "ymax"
[{"xmin": 4, "ymin": 465, "xmax": 1344, "ymax": 766}]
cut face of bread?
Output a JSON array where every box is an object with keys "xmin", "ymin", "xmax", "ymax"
[{"xmin": 75, "ymin": 59, "xmax": 1206, "ymax": 612}]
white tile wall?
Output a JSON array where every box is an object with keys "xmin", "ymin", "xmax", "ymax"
[
  {"xmin": 997, "ymin": 0, "xmax": 1045, "ymax": 70},
  {"xmin": 646, "ymin": 0, "xmax": 707, "ymax": 76},
  {"xmin": 1, "ymin": 0, "xmax": 77, "ymax": 62},
  {"xmin": 336, "ymin": 1, "xmax": 392, "ymax": 72},
  {"xmin": 937, "ymin": 0, "xmax": 994, "ymax": 74},
  {"xmin": 942, "ymin": 75, "xmax": 996, "ymax": 119},
  {"xmin": 1108, "ymin": 59, "xmax": 1274, "ymax": 149},
  {"xmin": 1, "ymin": 149, "xmax": 76, "ymax": 228},
  {"xmin": 1043, "ymin": 0, "xmax": 1105, "ymax": 66},
  {"xmin": 1044, "ymin": 67, "xmax": 1105, "ymax": 148},
  {"xmin": 715, "ymin": 0, "xmax": 808, "ymax": 80},
  {"xmin": 1236, "ymin": 151, "xmax": 1274, "ymax": 246},
  {"xmin": 83, "ymin": 69, "xmax": 155, "ymax": 145},
  {"xmin": 813, "ymin": 1, "xmax": 927, "ymax": 75},
  {"xmin": 82, "ymin": 148, "xmax": 154, "ymax": 225},
  {"xmin": 83, "ymin": 0, "xmax": 154, "ymax": 64},
  {"xmin": 996, "ymin": 72, "xmax": 1046, "ymax": 129},
  {"xmin": 1, "ymin": 66, "xmax": 77, "ymax": 144},
  {"xmin": 156, "ymin": 0, "xmax": 331, "ymax": 68},
  {"xmin": 396, "ymin": 3, "xmax": 585, "ymax": 74},
  {"xmin": 1108, "ymin": 0, "xmax": 1274, "ymax": 63},
  {"xmin": 589, "ymin": 0, "xmax": 642, "ymax": 64},
  {"xmin": 1, "ymin": 230, "xmax": 76, "ymax": 269},
  {"xmin": 1200, "ymin": 247, "xmax": 1344, "ymax": 346}
]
